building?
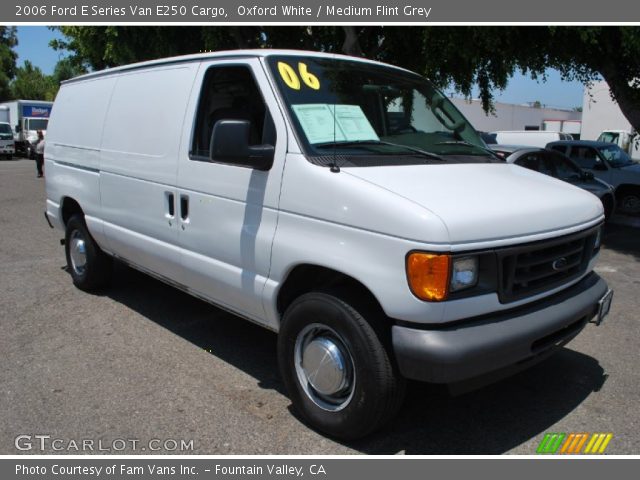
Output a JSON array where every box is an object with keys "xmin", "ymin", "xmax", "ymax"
[
  {"xmin": 451, "ymin": 97, "xmax": 582, "ymax": 137},
  {"xmin": 581, "ymin": 80, "xmax": 634, "ymax": 141}
]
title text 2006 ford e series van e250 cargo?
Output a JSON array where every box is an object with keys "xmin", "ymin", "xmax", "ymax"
[{"xmin": 44, "ymin": 50, "xmax": 613, "ymax": 439}]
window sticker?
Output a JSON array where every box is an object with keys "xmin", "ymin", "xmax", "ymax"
[
  {"xmin": 292, "ymin": 104, "xmax": 379, "ymax": 145},
  {"xmin": 291, "ymin": 104, "xmax": 345, "ymax": 144},
  {"xmin": 332, "ymin": 105, "xmax": 379, "ymax": 142}
]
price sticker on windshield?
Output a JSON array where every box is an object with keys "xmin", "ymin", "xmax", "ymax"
[{"xmin": 277, "ymin": 62, "xmax": 320, "ymax": 90}]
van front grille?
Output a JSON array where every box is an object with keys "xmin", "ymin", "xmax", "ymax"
[{"xmin": 497, "ymin": 227, "xmax": 599, "ymax": 303}]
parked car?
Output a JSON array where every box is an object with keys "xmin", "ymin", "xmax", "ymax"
[
  {"xmin": 492, "ymin": 130, "xmax": 573, "ymax": 148},
  {"xmin": 497, "ymin": 146, "xmax": 616, "ymax": 220},
  {"xmin": 548, "ymin": 140, "xmax": 640, "ymax": 215},
  {"xmin": 45, "ymin": 49, "xmax": 612, "ymax": 439}
]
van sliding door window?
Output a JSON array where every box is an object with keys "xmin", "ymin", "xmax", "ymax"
[{"xmin": 190, "ymin": 65, "xmax": 275, "ymax": 163}]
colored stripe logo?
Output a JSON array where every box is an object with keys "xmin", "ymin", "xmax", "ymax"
[{"xmin": 537, "ymin": 433, "xmax": 613, "ymax": 454}]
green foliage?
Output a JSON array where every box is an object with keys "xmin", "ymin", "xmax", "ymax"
[
  {"xmin": 0, "ymin": 27, "xmax": 18, "ymax": 101},
  {"xmin": 51, "ymin": 57, "xmax": 86, "ymax": 85},
  {"xmin": 10, "ymin": 60, "xmax": 56, "ymax": 101},
  {"xmin": 49, "ymin": 26, "xmax": 640, "ymax": 130}
]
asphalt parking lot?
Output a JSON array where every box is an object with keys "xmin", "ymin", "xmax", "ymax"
[{"xmin": 1, "ymin": 157, "xmax": 639, "ymax": 455}]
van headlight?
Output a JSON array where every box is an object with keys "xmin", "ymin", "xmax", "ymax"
[
  {"xmin": 450, "ymin": 256, "xmax": 479, "ymax": 292},
  {"xmin": 406, "ymin": 253, "xmax": 479, "ymax": 301}
]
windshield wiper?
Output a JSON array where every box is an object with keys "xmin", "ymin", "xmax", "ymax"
[
  {"xmin": 315, "ymin": 140, "xmax": 444, "ymax": 161},
  {"xmin": 434, "ymin": 140, "xmax": 501, "ymax": 159}
]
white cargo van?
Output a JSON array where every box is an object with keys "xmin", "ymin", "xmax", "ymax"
[
  {"xmin": 493, "ymin": 130, "xmax": 574, "ymax": 148},
  {"xmin": 45, "ymin": 50, "xmax": 612, "ymax": 439}
]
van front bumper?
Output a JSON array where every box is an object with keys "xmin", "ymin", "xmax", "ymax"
[{"xmin": 392, "ymin": 272, "xmax": 609, "ymax": 384}]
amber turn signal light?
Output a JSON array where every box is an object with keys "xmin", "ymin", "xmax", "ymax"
[{"xmin": 406, "ymin": 252, "xmax": 451, "ymax": 301}]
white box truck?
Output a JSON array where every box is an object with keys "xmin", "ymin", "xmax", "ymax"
[
  {"xmin": 44, "ymin": 50, "xmax": 612, "ymax": 439},
  {"xmin": 598, "ymin": 129, "xmax": 640, "ymax": 161},
  {"xmin": 0, "ymin": 99, "xmax": 53, "ymax": 157},
  {"xmin": 0, "ymin": 105, "xmax": 14, "ymax": 159}
]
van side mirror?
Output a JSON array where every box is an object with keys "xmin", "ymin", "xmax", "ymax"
[
  {"xmin": 15, "ymin": 125, "xmax": 21, "ymax": 133},
  {"xmin": 209, "ymin": 120, "xmax": 274, "ymax": 171},
  {"xmin": 582, "ymin": 170, "xmax": 594, "ymax": 180}
]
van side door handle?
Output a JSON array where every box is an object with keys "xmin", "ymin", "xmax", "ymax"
[
  {"xmin": 165, "ymin": 191, "xmax": 175, "ymax": 225},
  {"xmin": 180, "ymin": 194, "xmax": 189, "ymax": 223}
]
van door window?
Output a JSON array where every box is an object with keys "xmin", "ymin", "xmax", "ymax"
[{"xmin": 191, "ymin": 65, "xmax": 274, "ymax": 163}]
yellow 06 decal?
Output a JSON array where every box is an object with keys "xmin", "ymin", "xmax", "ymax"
[
  {"xmin": 277, "ymin": 62, "xmax": 300, "ymax": 90},
  {"xmin": 277, "ymin": 62, "xmax": 320, "ymax": 90},
  {"xmin": 298, "ymin": 62, "xmax": 320, "ymax": 90}
]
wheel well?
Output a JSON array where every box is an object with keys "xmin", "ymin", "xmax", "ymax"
[
  {"xmin": 277, "ymin": 264, "xmax": 388, "ymax": 324},
  {"xmin": 61, "ymin": 197, "xmax": 84, "ymax": 226}
]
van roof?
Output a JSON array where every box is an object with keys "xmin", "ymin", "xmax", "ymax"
[{"xmin": 63, "ymin": 49, "xmax": 417, "ymax": 84}]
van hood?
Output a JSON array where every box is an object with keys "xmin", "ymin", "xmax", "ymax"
[{"xmin": 344, "ymin": 163, "xmax": 603, "ymax": 244}]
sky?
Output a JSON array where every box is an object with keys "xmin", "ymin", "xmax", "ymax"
[{"xmin": 14, "ymin": 26, "xmax": 586, "ymax": 110}]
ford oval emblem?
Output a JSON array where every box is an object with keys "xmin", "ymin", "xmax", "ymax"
[{"xmin": 552, "ymin": 257, "xmax": 568, "ymax": 271}]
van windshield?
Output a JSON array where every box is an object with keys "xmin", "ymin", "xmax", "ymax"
[
  {"xmin": 266, "ymin": 55, "xmax": 494, "ymax": 164},
  {"xmin": 0, "ymin": 123, "xmax": 11, "ymax": 134}
]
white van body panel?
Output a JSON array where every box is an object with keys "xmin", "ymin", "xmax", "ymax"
[
  {"xmin": 99, "ymin": 64, "xmax": 197, "ymax": 283},
  {"xmin": 46, "ymin": 78, "xmax": 116, "ymax": 171}
]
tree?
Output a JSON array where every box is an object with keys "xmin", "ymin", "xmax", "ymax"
[
  {"xmin": 0, "ymin": 26, "xmax": 18, "ymax": 101},
  {"xmin": 10, "ymin": 60, "xmax": 55, "ymax": 100},
  {"xmin": 51, "ymin": 26, "xmax": 640, "ymax": 132}
]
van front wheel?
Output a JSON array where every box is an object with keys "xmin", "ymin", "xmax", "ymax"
[
  {"xmin": 278, "ymin": 292, "xmax": 404, "ymax": 440},
  {"xmin": 65, "ymin": 214, "xmax": 112, "ymax": 291}
]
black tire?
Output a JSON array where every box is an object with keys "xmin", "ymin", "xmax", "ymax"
[
  {"xmin": 64, "ymin": 214, "xmax": 112, "ymax": 291},
  {"xmin": 278, "ymin": 292, "xmax": 405, "ymax": 440}
]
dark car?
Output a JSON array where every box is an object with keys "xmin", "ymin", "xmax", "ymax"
[
  {"xmin": 497, "ymin": 147, "xmax": 616, "ymax": 220},
  {"xmin": 547, "ymin": 140, "xmax": 640, "ymax": 215}
]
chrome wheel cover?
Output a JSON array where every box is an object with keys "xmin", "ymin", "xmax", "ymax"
[
  {"xmin": 69, "ymin": 229, "xmax": 87, "ymax": 275},
  {"xmin": 294, "ymin": 323, "xmax": 355, "ymax": 412}
]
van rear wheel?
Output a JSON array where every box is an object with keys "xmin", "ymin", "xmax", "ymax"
[
  {"xmin": 278, "ymin": 292, "xmax": 405, "ymax": 440},
  {"xmin": 65, "ymin": 214, "xmax": 112, "ymax": 291}
]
